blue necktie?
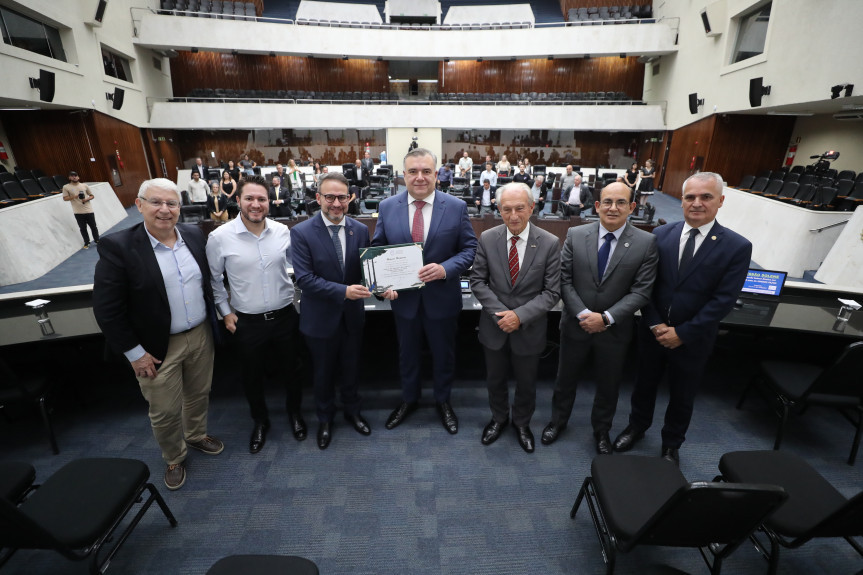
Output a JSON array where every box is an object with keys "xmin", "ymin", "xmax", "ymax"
[
  {"xmin": 597, "ymin": 232, "xmax": 615, "ymax": 282},
  {"xmin": 679, "ymin": 228, "xmax": 699, "ymax": 273},
  {"xmin": 330, "ymin": 225, "xmax": 344, "ymax": 274}
]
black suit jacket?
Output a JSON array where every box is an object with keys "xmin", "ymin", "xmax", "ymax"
[
  {"xmin": 361, "ymin": 158, "xmax": 374, "ymax": 176},
  {"xmin": 93, "ymin": 223, "xmax": 217, "ymax": 364},
  {"xmin": 191, "ymin": 164, "xmax": 208, "ymax": 180}
]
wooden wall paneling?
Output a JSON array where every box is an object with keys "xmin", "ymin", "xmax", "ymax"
[
  {"xmin": 661, "ymin": 116, "xmax": 716, "ymax": 199},
  {"xmin": 705, "ymin": 114, "xmax": 795, "ymax": 189},
  {"xmin": 90, "ymin": 112, "xmax": 153, "ymax": 206},
  {"xmin": 170, "ymin": 53, "xmax": 389, "ymax": 97},
  {"xmin": 439, "ymin": 58, "xmax": 643, "ymax": 98},
  {"xmin": 147, "ymin": 129, "xmax": 185, "ymax": 179}
]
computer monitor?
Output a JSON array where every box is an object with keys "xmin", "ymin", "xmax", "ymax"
[
  {"xmin": 460, "ymin": 279, "xmax": 471, "ymax": 293},
  {"xmin": 740, "ymin": 269, "xmax": 787, "ymax": 297}
]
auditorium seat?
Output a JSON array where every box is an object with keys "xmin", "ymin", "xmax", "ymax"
[
  {"xmin": 749, "ymin": 177, "xmax": 769, "ymax": 193},
  {"xmin": 0, "ymin": 172, "xmax": 17, "ymax": 185},
  {"xmin": 762, "ymin": 180, "xmax": 795, "ymax": 200},
  {"xmin": 836, "ymin": 169, "xmax": 856, "ymax": 182},
  {"xmin": 808, "ymin": 185, "xmax": 838, "ymax": 210},
  {"xmin": 835, "ymin": 181, "xmax": 863, "ymax": 211},
  {"xmin": 778, "ymin": 183, "xmax": 815, "ymax": 206},
  {"xmin": 3, "ymin": 181, "xmax": 37, "ymax": 201},
  {"xmin": 737, "ymin": 174, "xmax": 756, "ymax": 190},
  {"xmin": 37, "ymin": 176, "xmax": 61, "ymax": 195}
]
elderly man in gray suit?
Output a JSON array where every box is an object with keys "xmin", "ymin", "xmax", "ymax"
[
  {"xmin": 541, "ymin": 181, "xmax": 658, "ymax": 454},
  {"xmin": 470, "ymin": 182, "xmax": 561, "ymax": 453}
]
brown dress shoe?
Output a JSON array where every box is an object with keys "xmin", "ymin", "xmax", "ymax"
[
  {"xmin": 187, "ymin": 435, "xmax": 224, "ymax": 455},
  {"xmin": 165, "ymin": 463, "xmax": 186, "ymax": 490}
]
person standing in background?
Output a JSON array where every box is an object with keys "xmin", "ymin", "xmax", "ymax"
[{"xmin": 62, "ymin": 171, "xmax": 99, "ymax": 249}]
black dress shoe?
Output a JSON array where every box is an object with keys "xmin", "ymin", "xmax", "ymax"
[
  {"xmin": 613, "ymin": 425, "xmax": 645, "ymax": 452},
  {"xmin": 317, "ymin": 423, "xmax": 332, "ymax": 450},
  {"xmin": 288, "ymin": 412, "xmax": 307, "ymax": 441},
  {"xmin": 516, "ymin": 425, "xmax": 535, "ymax": 453},
  {"xmin": 436, "ymin": 402, "xmax": 458, "ymax": 434},
  {"xmin": 481, "ymin": 418, "xmax": 508, "ymax": 445},
  {"xmin": 661, "ymin": 446, "xmax": 679, "ymax": 465},
  {"xmin": 249, "ymin": 421, "xmax": 270, "ymax": 454},
  {"xmin": 344, "ymin": 413, "xmax": 371, "ymax": 436},
  {"xmin": 541, "ymin": 422, "xmax": 566, "ymax": 445},
  {"xmin": 385, "ymin": 402, "xmax": 418, "ymax": 430},
  {"xmin": 595, "ymin": 431, "xmax": 612, "ymax": 455}
]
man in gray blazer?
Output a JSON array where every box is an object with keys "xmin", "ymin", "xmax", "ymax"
[
  {"xmin": 541, "ymin": 182, "xmax": 658, "ymax": 454},
  {"xmin": 470, "ymin": 183, "xmax": 561, "ymax": 453}
]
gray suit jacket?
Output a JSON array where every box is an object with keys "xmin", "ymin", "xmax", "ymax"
[
  {"xmin": 470, "ymin": 224, "xmax": 561, "ymax": 355},
  {"xmin": 560, "ymin": 222, "xmax": 658, "ymax": 339}
]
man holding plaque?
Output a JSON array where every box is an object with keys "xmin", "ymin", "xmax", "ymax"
[
  {"xmin": 291, "ymin": 172, "xmax": 373, "ymax": 450},
  {"xmin": 470, "ymin": 183, "xmax": 561, "ymax": 453},
  {"xmin": 372, "ymin": 148, "xmax": 478, "ymax": 434}
]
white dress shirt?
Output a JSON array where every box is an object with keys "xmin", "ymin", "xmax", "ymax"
[
  {"xmin": 577, "ymin": 223, "xmax": 626, "ymax": 324},
  {"xmin": 678, "ymin": 220, "xmax": 716, "ymax": 263},
  {"xmin": 206, "ymin": 216, "xmax": 295, "ymax": 316},
  {"xmin": 408, "ymin": 190, "xmax": 435, "ymax": 242},
  {"xmin": 321, "ymin": 211, "xmax": 346, "ymax": 260},
  {"xmin": 506, "ymin": 222, "xmax": 530, "ymax": 270}
]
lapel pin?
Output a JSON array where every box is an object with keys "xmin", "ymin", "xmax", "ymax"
[
  {"xmin": 624, "ymin": 242, "xmax": 630, "ymax": 248},
  {"xmin": 530, "ymin": 244, "xmax": 537, "ymax": 248},
  {"xmin": 711, "ymin": 235, "xmax": 717, "ymax": 240},
  {"xmin": 349, "ymin": 230, "xmax": 354, "ymax": 236}
]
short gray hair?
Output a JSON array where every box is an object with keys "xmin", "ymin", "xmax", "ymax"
[
  {"xmin": 138, "ymin": 178, "xmax": 180, "ymax": 200},
  {"xmin": 403, "ymin": 147, "xmax": 437, "ymax": 169},
  {"xmin": 682, "ymin": 172, "xmax": 724, "ymax": 195},
  {"xmin": 498, "ymin": 182, "xmax": 534, "ymax": 206}
]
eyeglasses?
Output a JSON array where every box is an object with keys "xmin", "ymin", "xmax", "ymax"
[
  {"xmin": 322, "ymin": 194, "xmax": 350, "ymax": 204},
  {"xmin": 600, "ymin": 199, "xmax": 631, "ymax": 208},
  {"xmin": 142, "ymin": 197, "xmax": 180, "ymax": 209}
]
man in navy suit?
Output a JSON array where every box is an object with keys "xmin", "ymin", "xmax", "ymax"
[
  {"xmin": 291, "ymin": 172, "xmax": 373, "ymax": 449},
  {"xmin": 372, "ymin": 148, "xmax": 478, "ymax": 434},
  {"xmin": 614, "ymin": 172, "xmax": 752, "ymax": 464}
]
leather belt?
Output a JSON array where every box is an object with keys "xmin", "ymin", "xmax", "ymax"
[{"xmin": 234, "ymin": 305, "xmax": 293, "ymax": 322}]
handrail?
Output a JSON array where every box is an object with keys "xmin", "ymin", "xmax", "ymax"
[{"xmin": 809, "ymin": 220, "xmax": 850, "ymax": 233}]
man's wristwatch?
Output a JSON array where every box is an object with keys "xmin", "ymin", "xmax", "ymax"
[{"xmin": 601, "ymin": 312, "xmax": 610, "ymax": 327}]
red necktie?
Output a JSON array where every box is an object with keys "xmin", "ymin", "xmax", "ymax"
[
  {"xmin": 509, "ymin": 236, "xmax": 520, "ymax": 286},
  {"xmin": 411, "ymin": 200, "xmax": 425, "ymax": 243}
]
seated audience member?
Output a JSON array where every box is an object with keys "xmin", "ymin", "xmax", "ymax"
[
  {"xmin": 512, "ymin": 164, "xmax": 530, "ymax": 185},
  {"xmin": 437, "ymin": 163, "xmax": 453, "ymax": 192},
  {"xmin": 480, "ymin": 163, "xmax": 498, "ymax": 190},
  {"xmin": 530, "ymin": 175, "xmax": 547, "ymax": 214},
  {"xmin": 561, "ymin": 174, "xmax": 592, "ymax": 217},
  {"xmin": 497, "ymin": 155, "xmax": 512, "ymax": 176},
  {"xmin": 208, "ymin": 182, "xmax": 229, "ymax": 222},
  {"xmin": 188, "ymin": 171, "xmax": 209, "ymax": 204},
  {"xmin": 239, "ymin": 154, "xmax": 256, "ymax": 176},
  {"xmin": 269, "ymin": 176, "xmax": 292, "ymax": 218},
  {"xmin": 473, "ymin": 179, "xmax": 497, "ymax": 214}
]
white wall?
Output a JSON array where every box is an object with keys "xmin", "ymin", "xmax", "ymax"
[
  {"xmin": 0, "ymin": 0, "xmax": 173, "ymax": 127},
  {"xmin": 790, "ymin": 115, "xmax": 863, "ymax": 173},
  {"xmin": 148, "ymin": 101, "xmax": 666, "ymax": 131},
  {"xmin": 648, "ymin": 0, "xmax": 863, "ymax": 130},
  {"xmin": 134, "ymin": 13, "xmax": 678, "ymax": 60},
  {"xmin": 387, "ymin": 128, "xmax": 443, "ymax": 169}
]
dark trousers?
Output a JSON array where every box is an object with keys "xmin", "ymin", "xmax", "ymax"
[
  {"xmin": 393, "ymin": 312, "xmax": 458, "ymax": 404},
  {"xmin": 305, "ymin": 320, "xmax": 362, "ymax": 423},
  {"xmin": 233, "ymin": 306, "xmax": 305, "ymax": 423},
  {"xmin": 483, "ymin": 340, "xmax": 539, "ymax": 427},
  {"xmin": 74, "ymin": 213, "xmax": 99, "ymax": 245},
  {"xmin": 628, "ymin": 323, "xmax": 710, "ymax": 449},
  {"xmin": 551, "ymin": 326, "xmax": 632, "ymax": 433}
]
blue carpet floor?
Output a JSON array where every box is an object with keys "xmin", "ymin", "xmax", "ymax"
[{"xmin": 0, "ymin": 332, "xmax": 861, "ymax": 574}]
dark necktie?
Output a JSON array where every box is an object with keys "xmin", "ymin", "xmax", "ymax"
[
  {"xmin": 679, "ymin": 228, "xmax": 700, "ymax": 272},
  {"xmin": 597, "ymin": 232, "xmax": 615, "ymax": 282},
  {"xmin": 509, "ymin": 236, "xmax": 520, "ymax": 286},
  {"xmin": 330, "ymin": 225, "xmax": 344, "ymax": 273},
  {"xmin": 411, "ymin": 200, "xmax": 425, "ymax": 243}
]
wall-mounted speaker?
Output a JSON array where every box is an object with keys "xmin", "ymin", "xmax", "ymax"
[
  {"xmin": 95, "ymin": 0, "xmax": 108, "ymax": 23},
  {"xmin": 688, "ymin": 93, "xmax": 705, "ymax": 115},
  {"xmin": 112, "ymin": 87, "xmax": 124, "ymax": 110},
  {"xmin": 749, "ymin": 77, "xmax": 771, "ymax": 107},
  {"xmin": 700, "ymin": 11, "xmax": 711, "ymax": 34},
  {"xmin": 28, "ymin": 69, "xmax": 55, "ymax": 102}
]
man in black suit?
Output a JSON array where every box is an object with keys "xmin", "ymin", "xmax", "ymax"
[
  {"xmin": 541, "ymin": 182, "xmax": 658, "ymax": 453},
  {"xmin": 360, "ymin": 150, "xmax": 375, "ymax": 178},
  {"xmin": 614, "ymin": 172, "xmax": 753, "ymax": 465},
  {"xmin": 191, "ymin": 157, "xmax": 208, "ymax": 180},
  {"xmin": 268, "ymin": 175, "xmax": 292, "ymax": 218},
  {"xmin": 93, "ymin": 178, "xmax": 224, "ymax": 491}
]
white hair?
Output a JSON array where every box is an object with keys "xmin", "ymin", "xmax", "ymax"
[{"xmin": 138, "ymin": 178, "xmax": 180, "ymax": 200}]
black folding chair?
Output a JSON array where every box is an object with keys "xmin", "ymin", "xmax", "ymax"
[
  {"xmin": 718, "ymin": 450, "xmax": 863, "ymax": 575},
  {"xmin": 571, "ymin": 455, "xmax": 787, "ymax": 574}
]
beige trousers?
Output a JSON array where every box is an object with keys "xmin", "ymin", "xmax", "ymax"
[{"xmin": 137, "ymin": 322, "xmax": 215, "ymax": 465}]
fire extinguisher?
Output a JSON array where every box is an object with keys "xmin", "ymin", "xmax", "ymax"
[
  {"xmin": 0, "ymin": 141, "xmax": 8, "ymax": 160},
  {"xmin": 690, "ymin": 156, "xmax": 696, "ymax": 170},
  {"xmin": 116, "ymin": 149, "xmax": 124, "ymax": 169},
  {"xmin": 785, "ymin": 144, "xmax": 797, "ymax": 167}
]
